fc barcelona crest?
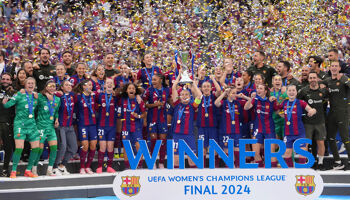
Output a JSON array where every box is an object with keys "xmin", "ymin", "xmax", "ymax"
[
  {"xmin": 295, "ymin": 175, "xmax": 315, "ymax": 196},
  {"xmin": 121, "ymin": 176, "xmax": 141, "ymax": 197}
]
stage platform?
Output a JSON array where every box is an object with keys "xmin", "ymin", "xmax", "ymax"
[{"xmin": 0, "ymin": 157, "xmax": 349, "ymax": 200}]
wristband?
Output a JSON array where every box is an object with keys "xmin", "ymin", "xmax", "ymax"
[{"xmin": 194, "ymin": 98, "xmax": 201, "ymax": 104}]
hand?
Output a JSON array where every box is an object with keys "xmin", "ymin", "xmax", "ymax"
[
  {"xmin": 319, "ymin": 84, "xmax": 326, "ymax": 89},
  {"xmin": 287, "ymin": 73, "xmax": 294, "ymax": 80},
  {"xmin": 281, "ymin": 86, "xmax": 287, "ymax": 94},
  {"xmin": 307, "ymin": 108, "xmax": 317, "ymax": 117},
  {"xmin": 209, "ymin": 75, "xmax": 215, "ymax": 80},
  {"xmin": 33, "ymin": 63, "xmax": 40, "ymax": 70},
  {"xmin": 132, "ymin": 72, "xmax": 137, "ymax": 81},
  {"xmin": 65, "ymin": 74, "xmax": 70, "ymax": 80},
  {"xmin": 269, "ymin": 96, "xmax": 277, "ymax": 102},
  {"xmin": 251, "ymin": 92, "xmax": 256, "ymax": 99},
  {"xmin": 33, "ymin": 92, "xmax": 38, "ymax": 99},
  {"xmin": 84, "ymin": 74, "xmax": 91, "ymax": 79},
  {"xmin": 131, "ymin": 112, "xmax": 139, "ymax": 118},
  {"xmin": 20, "ymin": 89, "xmax": 25, "ymax": 94},
  {"xmin": 224, "ymin": 88, "xmax": 231, "ymax": 94},
  {"xmin": 237, "ymin": 93, "xmax": 245, "ymax": 99},
  {"xmin": 2, "ymin": 98, "xmax": 8, "ymax": 104},
  {"xmin": 54, "ymin": 119, "xmax": 59, "ymax": 128}
]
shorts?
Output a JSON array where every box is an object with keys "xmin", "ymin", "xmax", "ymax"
[
  {"xmin": 38, "ymin": 126, "xmax": 57, "ymax": 143},
  {"xmin": 198, "ymin": 127, "xmax": 218, "ymax": 148},
  {"xmin": 304, "ymin": 123, "xmax": 327, "ymax": 141},
  {"xmin": 122, "ymin": 130, "xmax": 142, "ymax": 147},
  {"xmin": 97, "ymin": 126, "xmax": 116, "ymax": 141},
  {"xmin": 241, "ymin": 123, "xmax": 251, "ymax": 139},
  {"xmin": 13, "ymin": 126, "xmax": 40, "ymax": 142},
  {"xmin": 148, "ymin": 121, "xmax": 168, "ymax": 135},
  {"xmin": 220, "ymin": 133, "xmax": 240, "ymax": 148},
  {"xmin": 78, "ymin": 125, "xmax": 97, "ymax": 141},
  {"xmin": 253, "ymin": 129, "xmax": 276, "ymax": 144},
  {"xmin": 173, "ymin": 134, "xmax": 196, "ymax": 155},
  {"xmin": 284, "ymin": 135, "xmax": 307, "ymax": 149}
]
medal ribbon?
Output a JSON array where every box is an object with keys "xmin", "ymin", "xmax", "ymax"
[
  {"xmin": 155, "ymin": 87, "xmax": 163, "ymax": 102},
  {"xmin": 177, "ymin": 105, "xmax": 185, "ymax": 122},
  {"xmin": 203, "ymin": 95, "xmax": 211, "ymax": 115},
  {"xmin": 273, "ymin": 89, "xmax": 281, "ymax": 101},
  {"xmin": 127, "ymin": 98, "xmax": 137, "ymax": 113},
  {"xmin": 97, "ymin": 79, "xmax": 105, "ymax": 91},
  {"xmin": 227, "ymin": 100, "xmax": 235, "ymax": 123},
  {"xmin": 82, "ymin": 94, "xmax": 94, "ymax": 115},
  {"xmin": 47, "ymin": 95, "xmax": 56, "ymax": 118},
  {"xmin": 25, "ymin": 90, "xmax": 34, "ymax": 116},
  {"xmin": 144, "ymin": 67, "xmax": 154, "ymax": 86},
  {"xmin": 64, "ymin": 94, "xmax": 72, "ymax": 117},
  {"xmin": 286, "ymin": 99, "xmax": 297, "ymax": 123},
  {"xmin": 105, "ymin": 92, "xmax": 112, "ymax": 114}
]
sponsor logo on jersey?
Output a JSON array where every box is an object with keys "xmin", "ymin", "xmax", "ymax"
[
  {"xmin": 295, "ymin": 175, "xmax": 315, "ymax": 196},
  {"xmin": 120, "ymin": 176, "xmax": 141, "ymax": 197}
]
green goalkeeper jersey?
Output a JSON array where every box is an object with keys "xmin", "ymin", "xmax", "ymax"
[
  {"xmin": 36, "ymin": 93, "xmax": 60, "ymax": 128},
  {"xmin": 4, "ymin": 92, "xmax": 38, "ymax": 128}
]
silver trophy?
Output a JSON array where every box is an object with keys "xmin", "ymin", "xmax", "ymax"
[{"xmin": 179, "ymin": 51, "xmax": 193, "ymax": 84}]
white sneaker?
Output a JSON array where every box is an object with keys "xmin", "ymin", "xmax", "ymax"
[
  {"xmin": 58, "ymin": 166, "xmax": 70, "ymax": 175},
  {"xmin": 85, "ymin": 168, "xmax": 94, "ymax": 174},
  {"xmin": 46, "ymin": 169, "xmax": 55, "ymax": 176},
  {"xmin": 80, "ymin": 168, "xmax": 86, "ymax": 174},
  {"xmin": 339, "ymin": 144, "xmax": 346, "ymax": 154},
  {"xmin": 53, "ymin": 168, "xmax": 62, "ymax": 176},
  {"xmin": 32, "ymin": 166, "xmax": 38, "ymax": 176}
]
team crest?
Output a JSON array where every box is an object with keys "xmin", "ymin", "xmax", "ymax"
[
  {"xmin": 336, "ymin": 82, "xmax": 340, "ymax": 86},
  {"xmin": 319, "ymin": 93, "xmax": 323, "ymax": 97},
  {"xmin": 295, "ymin": 175, "xmax": 315, "ymax": 196},
  {"xmin": 263, "ymin": 70, "xmax": 266, "ymax": 74},
  {"xmin": 121, "ymin": 176, "xmax": 141, "ymax": 197}
]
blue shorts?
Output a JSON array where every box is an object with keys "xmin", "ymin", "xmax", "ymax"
[
  {"xmin": 148, "ymin": 121, "xmax": 168, "ymax": 135},
  {"xmin": 173, "ymin": 134, "xmax": 196, "ymax": 155},
  {"xmin": 198, "ymin": 127, "xmax": 218, "ymax": 148},
  {"xmin": 122, "ymin": 130, "xmax": 142, "ymax": 147},
  {"xmin": 284, "ymin": 135, "xmax": 307, "ymax": 149},
  {"xmin": 97, "ymin": 126, "xmax": 116, "ymax": 141},
  {"xmin": 241, "ymin": 122, "xmax": 251, "ymax": 139},
  {"xmin": 220, "ymin": 133, "xmax": 240, "ymax": 148},
  {"xmin": 78, "ymin": 125, "xmax": 97, "ymax": 141},
  {"xmin": 253, "ymin": 129, "xmax": 275, "ymax": 144}
]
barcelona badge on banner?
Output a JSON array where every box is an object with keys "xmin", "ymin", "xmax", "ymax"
[
  {"xmin": 120, "ymin": 176, "xmax": 141, "ymax": 197},
  {"xmin": 295, "ymin": 175, "xmax": 315, "ymax": 196}
]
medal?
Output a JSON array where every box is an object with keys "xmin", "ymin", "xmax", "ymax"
[
  {"xmin": 92, "ymin": 114, "xmax": 96, "ymax": 118},
  {"xmin": 29, "ymin": 114, "xmax": 33, "ymax": 118},
  {"xmin": 177, "ymin": 105, "xmax": 185, "ymax": 125},
  {"xmin": 205, "ymin": 113, "xmax": 209, "ymax": 117},
  {"xmin": 203, "ymin": 95, "xmax": 211, "ymax": 118},
  {"xmin": 83, "ymin": 94, "xmax": 95, "ymax": 118},
  {"xmin": 50, "ymin": 116, "xmax": 53, "ymax": 120},
  {"xmin": 287, "ymin": 121, "xmax": 290, "ymax": 126},
  {"xmin": 106, "ymin": 112, "xmax": 109, "ymax": 116},
  {"xmin": 25, "ymin": 91, "xmax": 34, "ymax": 119},
  {"xmin": 158, "ymin": 106, "xmax": 161, "ymax": 110},
  {"xmin": 105, "ymin": 92, "xmax": 112, "ymax": 117},
  {"xmin": 286, "ymin": 99, "xmax": 297, "ymax": 127},
  {"xmin": 232, "ymin": 121, "xmax": 235, "ymax": 125},
  {"xmin": 177, "ymin": 120, "xmax": 181, "ymax": 124}
]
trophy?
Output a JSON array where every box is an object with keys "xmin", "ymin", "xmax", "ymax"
[{"xmin": 178, "ymin": 50, "xmax": 193, "ymax": 84}]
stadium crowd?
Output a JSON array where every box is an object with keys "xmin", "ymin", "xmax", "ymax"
[{"xmin": 0, "ymin": 0, "xmax": 350, "ymax": 178}]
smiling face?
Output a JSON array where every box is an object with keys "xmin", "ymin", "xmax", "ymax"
[
  {"xmin": 254, "ymin": 74, "xmax": 264, "ymax": 85},
  {"xmin": 76, "ymin": 63, "xmax": 86, "ymax": 76},
  {"xmin": 105, "ymin": 78, "xmax": 114, "ymax": 91},
  {"xmin": 287, "ymin": 85, "xmax": 297, "ymax": 99},
  {"xmin": 127, "ymin": 84, "xmax": 137, "ymax": 97},
  {"xmin": 143, "ymin": 54, "xmax": 154, "ymax": 67},
  {"xmin": 40, "ymin": 49, "xmax": 50, "ymax": 63},
  {"xmin": 272, "ymin": 75, "xmax": 282, "ymax": 88},
  {"xmin": 18, "ymin": 70, "xmax": 27, "ymax": 82},
  {"xmin": 227, "ymin": 87, "xmax": 237, "ymax": 100},
  {"xmin": 180, "ymin": 89, "xmax": 191, "ymax": 104},
  {"xmin": 56, "ymin": 64, "xmax": 66, "ymax": 77},
  {"xmin": 25, "ymin": 78, "xmax": 36, "ymax": 92},
  {"xmin": 308, "ymin": 72, "xmax": 318, "ymax": 88},
  {"xmin": 242, "ymin": 71, "xmax": 251, "ymax": 84},
  {"xmin": 1, "ymin": 74, "xmax": 12, "ymax": 87},
  {"xmin": 330, "ymin": 61, "xmax": 341, "ymax": 75},
  {"xmin": 151, "ymin": 75, "xmax": 161, "ymax": 88},
  {"xmin": 223, "ymin": 58, "xmax": 233, "ymax": 72},
  {"xmin": 201, "ymin": 81, "xmax": 212, "ymax": 95},
  {"xmin": 253, "ymin": 52, "xmax": 264, "ymax": 66},
  {"xmin": 46, "ymin": 82, "xmax": 57, "ymax": 94},
  {"xmin": 61, "ymin": 81, "xmax": 72, "ymax": 93},
  {"xmin": 83, "ymin": 81, "xmax": 93, "ymax": 93},
  {"xmin": 256, "ymin": 84, "xmax": 267, "ymax": 97},
  {"xmin": 63, "ymin": 52, "xmax": 72, "ymax": 66},
  {"xmin": 96, "ymin": 65, "xmax": 105, "ymax": 79}
]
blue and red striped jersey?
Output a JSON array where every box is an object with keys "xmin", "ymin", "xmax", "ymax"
[
  {"xmin": 114, "ymin": 76, "xmax": 132, "ymax": 89},
  {"xmin": 118, "ymin": 98, "xmax": 146, "ymax": 132},
  {"xmin": 197, "ymin": 93, "xmax": 217, "ymax": 128},
  {"xmin": 69, "ymin": 75, "xmax": 86, "ymax": 87},
  {"xmin": 251, "ymin": 97, "xmax": 279, "ymax": 134},
  {"xmin": 92, "ymin": 79, "xmax": 105, "ymax": 93},
  {"xmin": 219, "ymin": 99, "xmax": 244, "ymax": 134},
  {"xmin": 96, "ymin": 92, "xmax": 118, "ymax": 127},
  {"xmin": 137, "ymin": 66, "xmax": 162, "ymax": 89},
  {"xmin": 75, "ymin": 92, "xmax": 97, "ymax": 126},
  {"xmin": 143, "ymin": 86, "xmax": 171, "ymax": 124},
  {"xmin": 172, "ymin": 100, "xmax": 198, "ymax": 135},
  {"xmin": 280, "ymin": 99, "xmax": 308, "ymax": 136},
  {"xmin": 58, "ymin": 92, "xmax": 76, "ymax": 127}
]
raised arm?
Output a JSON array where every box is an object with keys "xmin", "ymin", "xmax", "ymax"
[
  {"xmin": 172, "ymin": 73, "xmax": 181, "ymax": 102},
  {"xmin": 214, "ymin": 88, "xmax": 229, "ymax": 107},
  {"xmin": 210, "ymin": 75, "xmax": 222, "ymax": 97},
  {"xmin": 244, "ymin": 93, "xmax": 255, "ymax": 110}
]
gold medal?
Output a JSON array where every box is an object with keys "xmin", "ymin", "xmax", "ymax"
[
  {"xmin": 287, "ymin": 121, "xmax": 291, "ymax": 126},
  {"xmin": 106, "ymin": 112, "xmax": 109, "ymax": 116},
  {"xmin": 92, "ymin": 114, "xmax": 96, "ymax": 118},
  {"xmin": 29, "ymin": 114, "xmax": 33, "ymax": 118},
  {"xmin": 177, "ymin": 120, "xmax": 181, "ymax": 124},
  {"xmin": 205, "ymin": 113, "xmax": 209, "ymax": 117},
  {"xmin": 50, "ymin": 116, "xmax": 53, "ymax": 120},
  {"xmin": 232, "ymin": 121, "xmax": 235, "ymax": 125}
]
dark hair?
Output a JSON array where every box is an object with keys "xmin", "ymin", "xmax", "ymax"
[
  {"xmin": 243, "ymin": 70, "xmax": 254, "ymax": 82},
  {"xmin": 307, "ymin": 56, "xmax": 323, "ymax": 67},
  {"xmin": 21, "ymin": 60, "xmax": 32, "ymax": 68},
  {"xmin": 1, "ymin": 72, "xmax": 13, "ymax": 80},
  {"xmin": 280, "ymin": 60, "xmax": 291, "ymax": 71},
  {"xmin": 121, "ymin": 83, "xmax": 141, "ymax": 98},
  {"xmin": 308, "ymin": 71, "xmax": 318, "ymax": 78},
  {"xmin": 153, "ymin": 73, "xmax": 167, "ymax": 87},
  {"xmin": 256, "ymin": 50, "xmax": 265, "ymax": 58},
  {"xmin": 41, "ymin": 80, "xmax": 56, "ymax": 94},
  {"xmin": 39, "ymin": 48, "xmax": 50, "ymax": 55},
  {"xmin": 14, "ymin": 68, "xmax": 27, "ymax": 90},
  {"xmin": 254, "ymin": 73, "xmax": 265, "ymax": 83},
  {"xmin": 73, "ymin": 79, "xmax": 91, "ymax": 94},
  {"xmin": 256, "ymin": 83, "xmax": 270, "ymax": 97},
  {"xmin": 328, "ymin": 48, "xmax": 338, "ymax": 54},
  {"xmin": 141, "ymin": 52, "xmax": 152, "ymax": 68},
  {"xmin": 91, "ymin": 65, "xmax": 106, "ymax": 80},
  {"xmin": 62, "ymin": 51, "xmax": 72, "ymax": 57},
  {"xmin": 0, "ymin": 51, "xmax": 5, "ymax": 60},
  {"xmin": 60, "ymin": 79, "xmax": 71, "ymax": 90},
  {"xmin": 73, "ymin": 62, "xmax": 86, "ymax": 75},
  {"xmin": 104, "ymin": 52, "xmax": 114, "ymax": 57}
]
